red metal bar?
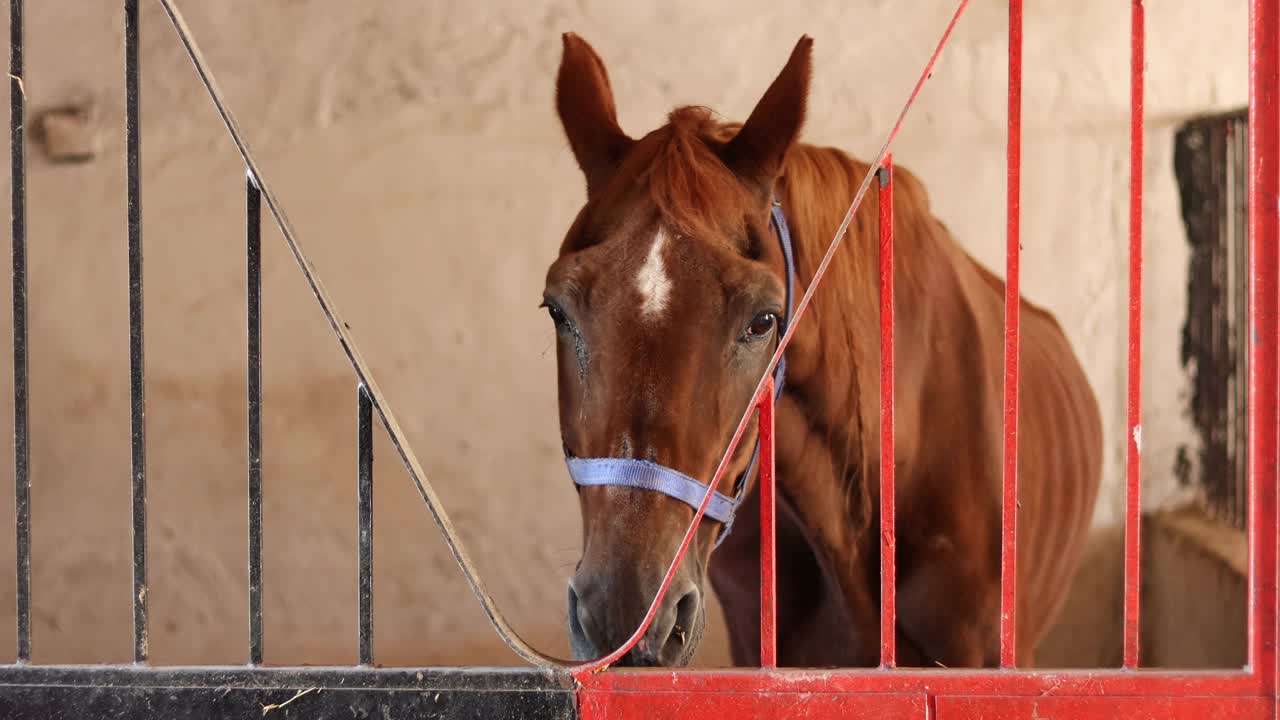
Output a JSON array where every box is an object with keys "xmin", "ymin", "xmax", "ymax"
[
  {"xmin": 579, "ymin": 666, "xmax": 1266, "ymax": 698},
  {"xmin": 579, "ymin": 691, "xmax": 927, "ymax": 719},
  {"xmin": 936, "ymin": 696, "xmax": 1273, "ymax": 720},
  {"xmin": 877, "ymin": 155, "xmax": 896, "ymax": 669},
  {"xmin": 999, "ymin": 0, "xmax": 1022, "ymax": 669},
  {"xmin": 1247, "ymin": 0, "xmax": 1278, "ymax": 698},
  {"xmin": 758, "ymin": 378, "xmax": 777, "ymax": 669},
  {"xmin": 582, "ymin": 690, "xmax": 1271, "ymax": 720},
  {"xmin": 1123, "ymin": 0, "xmax": 1145, "ymax": 671}
]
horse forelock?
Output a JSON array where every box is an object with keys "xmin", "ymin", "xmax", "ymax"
[{"xmin": 642, "ymin": 107, "xmax": 757, "ymax": 250}]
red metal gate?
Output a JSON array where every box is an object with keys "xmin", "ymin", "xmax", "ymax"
[{"xmin": 571, "ymin": 0, "xmax": 1280, "ymax": 717}]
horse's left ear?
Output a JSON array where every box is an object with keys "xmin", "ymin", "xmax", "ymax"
[
  {"xmin": 722, "ymin": 36, "xmax": 813, "ymax": 199},
  {"xmin": 556, "ymin": 33, "xmax": 635, "ymax": 197}
]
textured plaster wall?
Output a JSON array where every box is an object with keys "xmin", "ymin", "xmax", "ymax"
[{"xmin": 0, "ymin": 1, "xmax": 1247, "ymax": 667}]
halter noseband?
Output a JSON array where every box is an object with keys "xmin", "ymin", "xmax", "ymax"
[{"xmin": 566, "ymin": 199, "xmax": 797, "ymax": 547}]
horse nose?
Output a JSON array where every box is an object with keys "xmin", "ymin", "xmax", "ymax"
[{"xmin": 567, "ymin": 577, "xmax": 701, "ymax": 666}]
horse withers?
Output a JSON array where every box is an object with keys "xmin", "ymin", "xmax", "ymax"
[{"xmin": 544, "ymin": 33, "xmax": 1103, "ymax": 669}]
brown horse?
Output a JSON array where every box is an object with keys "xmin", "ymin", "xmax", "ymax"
[{"xmin": 545, "ymin": 33, "xmax": 1103, "ymax": 669}]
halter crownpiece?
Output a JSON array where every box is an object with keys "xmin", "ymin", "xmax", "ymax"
[{"xmin": 565, "ymin": 199, "xmax": 797, "ymax": 546}]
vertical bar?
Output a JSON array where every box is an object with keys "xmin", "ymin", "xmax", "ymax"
[
  {"xmin": 999, "ymin": 0, "xmax": 1022, "ymax": 670},
  {"xmin": 1213, "ymin": 122, "xmax": 1227, "ymax": 524},
  {"xmin": 1236, "ymin": 121, "xmax": 1244, "ymax": 528},
  {"xmin": 757, "ymin": 378, "xmax": 776, "ymax": 669},
  {"xmin": 877, "ymin": 157, "xmax": 896, "ymax": 669},
  {"xmin": 124, "ymin": 0, "xmax": 148, "ymax": 664},
  {"xmin": 357, "ymin": 384, "xmax": 374, "ymax": 665},
  {"xmin": 1231, "ymin": 120, "xmax": 1243, "ymax": 529},
  {"xmin": 1227, "ymin": 122, "xmax": 1236, "ymax": 527},
  {"xmin": 9, "ymin": 0, "xmax": 30, "ymax": 665},
  {"xmin": 1247, "ymin": 0, "xmax": 1278, "ymax": 694},
  {"xmin": 246, "ymin": 172, "xmax": 263, "ymax": 666},
  {"xmin": 1235, "ymin": 118, "xmax": 1249, "ymax": 532},
  {"xmin": 1224, "ymin": 120, "xmax": 1234, "ymax": 527},
  {"xmin": 1219, "ymin": 124, "xmax": 1227, "ymax": 522},
  {"xmin": 1123, "ymin": 0, "xmax": 1145, "ymax": 671}
]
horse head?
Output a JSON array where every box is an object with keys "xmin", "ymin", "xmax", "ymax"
[{"xmin": 546, "ymin": 32, "xmax": 812, "ymax": 666}]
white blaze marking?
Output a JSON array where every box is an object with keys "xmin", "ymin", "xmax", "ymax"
[{"xmin": 635, "ymin": 228, "xmax": 673, "ymax": 319}]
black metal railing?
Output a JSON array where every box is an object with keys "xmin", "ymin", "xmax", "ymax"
[{"xmin": 0, "ymin": 1, "xmax": 575, "ymax": 715}]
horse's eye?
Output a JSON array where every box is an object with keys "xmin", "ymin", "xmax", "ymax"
[
  {"xmin": 542, "ymin": 299, "xmax": 578, "ymax": 333},
  {"xmin": 541, "ymin": 302, "xmax": 569, "ymax": 330},
  {"xmin": 742, "ymin": 311, "xmax": 777, "ymax": 341}
]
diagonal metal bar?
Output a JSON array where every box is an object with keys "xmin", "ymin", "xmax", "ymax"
[{"xmin": 156, "ymin": 0, "xmax": 970, "ymax": 674}]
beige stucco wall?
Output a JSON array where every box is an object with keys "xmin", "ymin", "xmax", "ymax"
[{"xmin": 0, "ymin": 1, "xmax": 1249, "ymax": 668}]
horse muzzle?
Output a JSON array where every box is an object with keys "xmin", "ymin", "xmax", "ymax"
[{"xmin": 567, "ymin": 571, "xmax": 704, "ymax": 666}]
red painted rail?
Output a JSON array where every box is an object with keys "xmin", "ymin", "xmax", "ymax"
[
  {"xmin": 1246, "ymin": 0, "xmax": 1278, "ymax": 697},
  {"xmin": 1123, "ymin": 0, "xmax": 1146, "ymax": 671},
  {"xmin": 757, "ymin": 379, "xmax": 777, "ymax": 669},
  {"xmin": 878, "ymin": 155, "xmax": 896, "ymax": 670},
  {"xmin": 1000, "ymin": 0, "xmax": 1023, "ymax": 670}
]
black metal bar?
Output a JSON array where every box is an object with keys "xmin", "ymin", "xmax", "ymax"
[
  {"xmin": 357, "ymin": 384, "xmax": 373, "ymax": 665},
  {"xmin": 246, "ymin": 172, "xmax": 263, "ymax": 666},
  {"xmin": 124, "ymin": 0, "xmax": 148, "ymax": 664},
  {"xmin": 0, "ymin": 665, "xmax": 576, "ymax": 720},
  {"xmin": 9, "ymin": 0, "xmax": 30, "ymax": 665}
]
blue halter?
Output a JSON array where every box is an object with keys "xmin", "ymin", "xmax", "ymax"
[{"xmin": 566, "ymin": 199, "xmax": 797, "ymax": 546}]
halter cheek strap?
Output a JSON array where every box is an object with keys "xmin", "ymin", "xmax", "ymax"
[{"xmin": 565, "ymin": 199, "xmax": 797, "ymax": 547}]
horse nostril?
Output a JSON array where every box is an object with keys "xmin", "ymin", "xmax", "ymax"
[
  {"xmin": 662, "ymin": 588, "xmax": 701, "ymax": 659},
  {"xmin": 567, "ymin": 583, "xmax": 591, "ymax": 657},
  {"xmin": 568, "ymin": 585, "xmax": 585, "ymax": 630}
]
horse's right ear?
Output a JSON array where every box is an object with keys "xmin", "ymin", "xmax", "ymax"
[
  {"xmin": 722, "ymin": 36, "xmax": 813, "ymax": 201},
  {"xmin": 556, "ymin": 33, "xmax": 634, "ymax": 197}
]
